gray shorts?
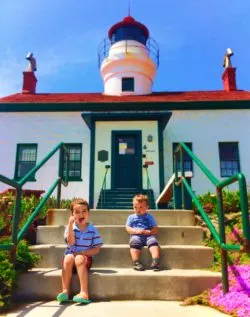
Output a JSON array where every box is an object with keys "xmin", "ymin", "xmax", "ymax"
[{"xmin": 129, "ymin": 235, "xmax": 159, "ymax": 249}]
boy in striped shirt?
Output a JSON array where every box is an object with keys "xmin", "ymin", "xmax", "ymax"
[{"xmin": 56, "ymin": 198, "xmax": 103, "ymax": 303}]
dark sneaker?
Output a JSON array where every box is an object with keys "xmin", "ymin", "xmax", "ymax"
[
  {"xmin": 151, "ymin": 258, "xmax": 160, "ymax": 271},
  {"xmin": 133, "ymin": 261, "xmax": 145, "ymax": 271}
]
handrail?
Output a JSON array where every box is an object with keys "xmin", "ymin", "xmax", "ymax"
[
  {"xmin": 99, "ymin": 165, "xmax": 110, "ymax": 208},
  {"xmin": 161, "ymin": 142, "xmax": 250, "ymax": 294},
  {"xmin": 143, "ymin": 164, "xmax": 154, "ymax": 209},
  {"xmin": 0, "ymin": 142, "xmax": 70, "ymax": 255}
]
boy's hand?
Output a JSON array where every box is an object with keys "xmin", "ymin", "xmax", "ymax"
[
  {"xmin": 135, "ymin": 229, "xmax": 144, "ymax": 235},
  {"xmin": 68, "ymin": 216, "xmax": 75, "ymax": 226},
  {"xmin": 142, "ymin": 229, "xmax": 151, "ymax": 235}
]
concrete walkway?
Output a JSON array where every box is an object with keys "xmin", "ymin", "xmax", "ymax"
[{"xmin": 5, "ymin": 300, "xmax": 229, "ymax": 317}]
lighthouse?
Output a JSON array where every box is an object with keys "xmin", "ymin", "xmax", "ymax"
[{"xmin": 98, "ymin": 16, "xmax": 159, "ymax": 96}]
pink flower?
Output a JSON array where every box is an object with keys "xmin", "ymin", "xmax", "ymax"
[{"xmin": 209, "ymin": 265, "xmax": 250, "ymax": 317}]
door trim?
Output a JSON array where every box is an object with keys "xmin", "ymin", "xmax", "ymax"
[{"xmin": 111, "ymin": 130, "xmax": 142, "ymax": 190}]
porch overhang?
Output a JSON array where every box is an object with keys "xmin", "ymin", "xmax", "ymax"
[{"xmin": 81, "ymin": 110, "xmax": 172, "ymax": 130}]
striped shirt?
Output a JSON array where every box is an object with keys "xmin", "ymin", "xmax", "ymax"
[{"xmin": 64, "ymin": 222, "xmax": 103, "ymax": 255}]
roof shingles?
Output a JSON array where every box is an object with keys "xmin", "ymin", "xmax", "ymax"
[{"xmin": 1, "ymin": 90, "xmax": 250, "ymax": 104}]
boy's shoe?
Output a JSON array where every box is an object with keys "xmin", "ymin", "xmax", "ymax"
[
  {"xmin": 151, "ymin": 258, "xmax": 160, "ymax": 271},
  {"xmin": 73, "ymin": 293, "xmax": 91, "ymax": 304},
  {"xmin": 56, "ymin": 292, "xmax": 69, "ymax": 302},
  {"xmin": 133, "ymin": 261, "xmax": 145, "ymax": 271}
]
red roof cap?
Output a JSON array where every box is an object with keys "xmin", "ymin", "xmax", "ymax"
[{"xmin": 108, "ymin": 16, "xmax": 149, "ymax": 39}]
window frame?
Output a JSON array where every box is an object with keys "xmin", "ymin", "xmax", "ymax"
[
  {"xmin": 172, "ymin": 142, "xmax": 193, "ymax": 174},
  {"xmin": 14, "ymin": 143, "xmax": 38, "ymax": 181},
  {"xmin": 122, "ymin": 77, "xmax": 134, "ymax": 92},
  {"xmin": 60, "ymin": 143, "xmax": 82, "ymax": 182},
  {"xmin": 218, "ymin": 142, "xmax": 240, "ymax": 178}
]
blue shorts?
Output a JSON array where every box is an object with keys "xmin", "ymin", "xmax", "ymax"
[{"xmin": 129, "ymin": 235, "xmax": 159, "ymax": 249}]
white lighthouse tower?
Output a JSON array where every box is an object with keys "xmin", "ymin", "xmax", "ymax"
[{"xmin": 98, "ymin": 15, "xmax": 159, "ymax": 96}]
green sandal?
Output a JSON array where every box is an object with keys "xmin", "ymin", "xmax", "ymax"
[
  {"xmin": 56, "ymin": 292, "xmax": 69, "ymax": 302},
  {"xmin": 73, "ymin": 294, "xmax": 91, "ymax": 304}
]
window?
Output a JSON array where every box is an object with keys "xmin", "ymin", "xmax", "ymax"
[
  {"xmin": 61, "ymin": 144, "xmax": 82, "ymax": 181},
  {"xmin": 219, "ymin": 142, "xmax": 240, "ymax": 177},
  {"xmin": 173, "ymin": 143, "xmax": 193, "ymax": 172},
  {"xmin": 122, "ymin": 77, "xmax": 134, "ymax": 92},
  {"xmin": 111, "ymin": 26, "xmax": 147, "ymax": 45},
  {"xmin": 14, "ymin": 144, "xmax": 37, "ymax": 181}
]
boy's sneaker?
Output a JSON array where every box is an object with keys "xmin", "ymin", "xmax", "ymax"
[
  {"xmin": 133, "ymin": 261, "xmax": 145, "ymax": 271},
  {"xmin": 151, "ymin": 258, "xmax": 160, "ymax": 271}
]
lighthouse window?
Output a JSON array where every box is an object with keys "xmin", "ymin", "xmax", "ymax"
[
  {"xmin": 14, "ymin": 144, "xmax": 37, "ymax": 181},
  {"xmin": 61, "ymin": 143, "xmax": 82, "ymax": 181},
  {"xmin": 112, "ymin": 26, "xmax": 147, "ymax": 45},
  {"xmin": 219, "ymin": 142, "xmax": 240, "ymax": 177},
  {"xmin": 122, "ymin": 77, "xmax": 134, "ymax": 92},
  {"xmin": 172, "ymin": 143, "xmax": 193, "ymax": 173}
]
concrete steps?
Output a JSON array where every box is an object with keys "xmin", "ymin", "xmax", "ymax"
[
  {"xmin": 47, "ymin": 209, "xmax": 196, "ymax": 226},
  {"xmin": 31, "ymin": 244, "xmax": 213, "ymax": 269},
  {"xmin": 14, "ymin": 268, "xmax": 221, "ymax": 301},
  {"xmin": 37, "ymin": 225, "xmax": 204, "ymax": 245},
  {"xmin": 14, "ymin": 208, "xmax": 221, "ymax": 301}
]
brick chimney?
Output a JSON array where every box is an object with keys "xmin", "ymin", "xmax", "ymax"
[
  {"xmin": 22, "ymin": 71, "xmax": 37, "ymax": 94},
  {"xmin": 222, "ymin": 67, "xmax": 237, "ymax": 91}
]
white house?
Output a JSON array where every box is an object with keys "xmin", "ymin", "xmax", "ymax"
[{"xmin": 1, "ymin": 15, "xmax": 250, "ymax": 208}]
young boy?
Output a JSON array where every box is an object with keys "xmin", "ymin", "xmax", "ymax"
[
  {"xmin": 56, "ymin": 198, "xmax": 103, "ymax": 303},
  {"xmin": 126, "ymin": 194, "xmax": 160, "ymax": 271}
]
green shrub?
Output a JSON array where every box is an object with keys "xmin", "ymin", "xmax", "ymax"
[
  {"xmin": 193, "ymin": 190, "xmax": 241, "ymax": 215},
  {"xmin": 0, "ymin": 194, "xmax": 72, "ymax": 242},
  {"xmin": 0, "ymin": 240, "xmax": 40, "ymax": 312},
  {"xmin": 0, "ymin": 251, "xmax": 16, "ymax": 310}
]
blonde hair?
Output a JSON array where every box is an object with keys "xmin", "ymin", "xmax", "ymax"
[
  {"xmin": 133, "ymin": 194, "xmax": 149, "ymax": 205},
  {"xmin": 70, "ymin": 198, "xmax": 90, "ymax": 214}
]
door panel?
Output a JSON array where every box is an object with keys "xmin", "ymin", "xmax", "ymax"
[{"xmin": 112, "ymin": 131, "xmax": 142, "ymax": 189}]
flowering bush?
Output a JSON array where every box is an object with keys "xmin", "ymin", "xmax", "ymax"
[
  {"xmin": 183, "ymin": 265, "xmax": 250, "ymax": 316},
  {"xmin": 209, "ymin": 264, "xmax": 250, "ymax": 317}
]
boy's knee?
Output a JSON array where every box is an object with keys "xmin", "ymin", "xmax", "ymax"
[
  {"xmin": 129, "ymin": 236, "xmax": 143, "ymax": 249},
  {"xmin": 63, "ymin": 254, "xmax": 75, "ymax": 265},
  {"xmin": 147, "ymin": 236, "xmax": 159, "ymax": 248},
  {"xmin": 75, "ymin": 254, "xmax": 87, "ymax": 266}
]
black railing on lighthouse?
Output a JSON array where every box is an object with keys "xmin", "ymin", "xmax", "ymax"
[{"xmin": 98, "ymin": 37, "xmax": 160, "ymax": 69}]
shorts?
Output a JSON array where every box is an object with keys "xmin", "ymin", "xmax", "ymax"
[
  {"xmin": 62, "ymin": 254, "xmax": 92, "ymax": 273},
  {"xmin": 129, "ymin": 235, "xmax": 159, "ymax": 250}
]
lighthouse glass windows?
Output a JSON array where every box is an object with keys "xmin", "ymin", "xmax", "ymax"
[
  {"xmin": 219, "ymin": 142, "xmax": 240, "ymax": 177},
  {"xmin": 122, "ymin": 77, "xmax": 134, "ymax": 92},
  {"xmin": 111, "ymin": 26, "xmax": 147, "ymax": 45},
  {"xmin": 62, "ymin": 144, "xmax": 82, "ymax": 181},
  {"xmin": 173, "ymin": 143, "xmax": 193, "ymax": 173},
  {"xmin": 14, "ymin": 144, "xmax": 37, "ymax": 181}
]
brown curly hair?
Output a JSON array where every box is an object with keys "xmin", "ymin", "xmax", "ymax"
[
  {"xmin": 70, "ymin": 198, "xmax": 90, "ymax": 214},
  {"xmin": 133, "ymin": 194, "xmax": 148, "ymax": 205}
]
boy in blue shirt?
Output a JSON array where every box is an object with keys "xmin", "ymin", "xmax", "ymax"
[
  {"xmin": 126, "ymin": 194, "xmax": 160, "ymax": 271},
  {"xmin": 56, "ymin": 198, "xmax": 103, "ymax": 303}
]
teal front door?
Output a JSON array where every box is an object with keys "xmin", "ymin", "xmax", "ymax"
[{"xmin": 112, "ymin": 131, "xmax": 142, "ymax": 189}]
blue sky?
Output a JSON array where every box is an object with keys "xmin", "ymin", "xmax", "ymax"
[{"xmin": 0, "ymin": 0, "xmax": 250, "ymax": 97}]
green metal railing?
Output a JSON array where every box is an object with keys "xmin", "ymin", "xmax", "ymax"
[
  {"xmin": 143, "ymin": 164, "xmax": 154, "ymax": 208},
  {"xmin": 99, "ymin": 165, "xmax": 110, "ymax": 208},
  {"xmin": 0, "ymin": 142, "xmax": 69, "ymax": 255},
  {"xmin": 172, "ymin": 142, "xmax": 250, "ymax": 294}
]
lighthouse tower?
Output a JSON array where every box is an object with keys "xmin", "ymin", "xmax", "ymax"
[{"xmin": 98, "ymin": 16, "xmax": 159, "ymax": 96}]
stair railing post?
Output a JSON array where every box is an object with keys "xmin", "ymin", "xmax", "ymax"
[
  {"xmin": 173, "ymin": 148, "xmax": 182, "ymax": 209},
  {"xmin": 180, "ymin": 146, "xmax": 186, "ymax": 209},
  {"xmin": 143, "ymin": 164, "xmax": 151, "ymax": 207},
  {"xmin": 99, "ymin": 165, "xmax": 110, "ymax": 209},
  {"xmin": 56, "ymin": 182, "xmax": 62, "ymax": 209},
  {"xmin": 11, "ymin": 187, "xmax": 22, "ymax": 260},
  {"xmin": 57, "ymin": 146, "xmax": 64, "ymax": 208},
  {"xmin": 216, "ymin": 187, "xmax": 229, "ymax": 294}
]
